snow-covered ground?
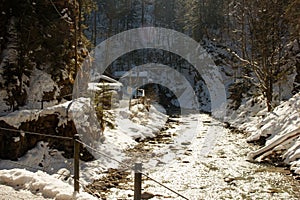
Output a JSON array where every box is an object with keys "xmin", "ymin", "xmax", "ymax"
[
  {"xmin": 0, "ymin": 184, "xmax": 51, "ymax": 200},
  {"xmin": 1, "ymin": 93, "xmax": 300, "ymax": 199},
  {"xmin": 105, "ymin": 114, "xmax": 300, "ymax": 199},
  {"xmin": 0, "ymin": 101, "xmax": 169, "ymax": 199},
  {"xmin": 227, "ymin": 93, "xmax": 300, "ymax": 175},
  {"xmin": 0, "ymin": 169, "xmax": 97, "ymax": 200}
]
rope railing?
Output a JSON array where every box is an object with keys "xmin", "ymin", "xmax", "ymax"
[
  {"xmin": 0, "ymin": 126, "xmax": 190, "ymax": 199},
  {"xmin": 141, "ymin": 172, "xmax": 189, "ymax": 200},
  {"xmin": 75, "ymin": 139, "xmax": 133, "ymax": 170},
  {"xmin": 0, "ymin": 127, "xmax": 73, "ymax": 141},
  {"xmin": 76, "ymin": 139, "xmax": 190, "ymax": 199},
  {"xmin": 76, "ymin": 179, "xmax": 100, "ymax": 199}
]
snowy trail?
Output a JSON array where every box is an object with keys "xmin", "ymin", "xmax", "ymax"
[
  {"xmin": 1, "ymin": 112, "xmax": 300, "ymax": 200},
  {"xmin": 105, "ymin": 113, "xmax": 300, "ymax": 199}
]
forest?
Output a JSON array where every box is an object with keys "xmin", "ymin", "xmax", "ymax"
[{"xmin": 0, "ymin": 0, "xmax": 299, "ymax": 112}]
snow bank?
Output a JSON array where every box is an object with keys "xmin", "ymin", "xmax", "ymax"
[
  {"xmin": 0, "ymin": 168, "xmax": 97, "ymax": 200},
  {"xmin": 0, "ymin": 96, "xmax": 168, "ymax": 180},
  {"xmin": 79, "ymin": 101, "xmax": 168, "ymax": 171},
  {"xmin": 115, "ymin": 102, "xmax": 167, "ymax": 140},
  {"xmin": 0, "ymin": 95, "xmax": 169, "ymax": 194},
  {"xmin": 247, "ymin": 94, "xmax": 300, "ymax": 143},
  {"xmin": 227, "ymin": 93, "xmax": 300, "ymax": 174}
]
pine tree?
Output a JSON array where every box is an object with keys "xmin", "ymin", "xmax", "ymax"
[{"xmin": 0, "ymin": 0, "xmax": 94, "ymax": 111}]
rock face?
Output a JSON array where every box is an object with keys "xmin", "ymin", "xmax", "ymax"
[{"xmin": 0, "ymin": 106, "xmax": 94, "ymax": 161}]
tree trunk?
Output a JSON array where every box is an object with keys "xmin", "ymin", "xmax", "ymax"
[{"xmin": 93, "ymin": 11, "xmax": 97, "ymax": 46}]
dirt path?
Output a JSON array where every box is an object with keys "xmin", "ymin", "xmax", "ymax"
[{"xmin": 104, "ymin": 113, "xmax": 300, "ymax": 199}]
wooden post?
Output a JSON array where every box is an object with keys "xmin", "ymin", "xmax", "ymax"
[
  {"xmin": 74, "ymin": 134, "xmax": 80, "ymax": 193},
  {"xmin": 134, "ymin": 163, "xmax": 142, "ymax": 200}
]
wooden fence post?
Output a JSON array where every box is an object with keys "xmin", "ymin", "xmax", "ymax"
[
  {"xmin": 134, "ymin": 163, "xmax": 142, "ymax": 200},
  {"xmin": 74, "ymin": 134, "xmax": 80, "ymax": 193}
]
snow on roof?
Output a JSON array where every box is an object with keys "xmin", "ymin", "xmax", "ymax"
[
  {"xmin": 88, "ymin": 82, "xmax": 122, "ymax": 91},
  {"xmin": 91, "ymin": 74, "xmax": 121, "ymax": 84}
]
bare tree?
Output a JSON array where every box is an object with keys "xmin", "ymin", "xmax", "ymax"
[{"xmin": 228, "ymin": 0, "xmax": 290, "ymax": 111}]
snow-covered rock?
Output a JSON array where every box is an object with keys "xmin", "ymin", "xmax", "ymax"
[{"xmin": 0, "ymin": 99, "xmax": 95, "ymax": 160}]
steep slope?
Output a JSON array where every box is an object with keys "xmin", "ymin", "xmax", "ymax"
[
  {"xmin": 0, "ymin": 0, "xmax": 85, "ymax": 114},
  {"xmin": 228, "ymin": 92, "xmax": 300, "ymax": 175}
]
